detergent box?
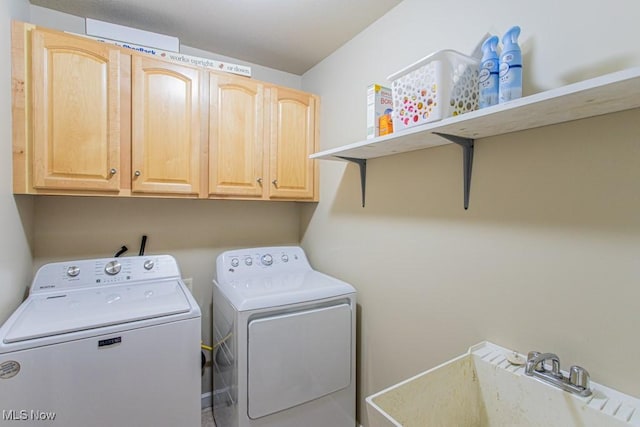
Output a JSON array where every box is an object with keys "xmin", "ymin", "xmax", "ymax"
[{"xmin": 367, "ymin": 84, "xmax": 393, "ymax": 139}]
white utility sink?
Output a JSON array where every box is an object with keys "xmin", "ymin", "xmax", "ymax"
[{"xmin": 366, "ymin": 342, "xmax": 640, "ymax": 427}]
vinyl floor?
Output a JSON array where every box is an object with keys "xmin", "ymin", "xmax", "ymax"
[{"xmin": 202, "ymin": 407, "xmax": 215, "ymax": 427}]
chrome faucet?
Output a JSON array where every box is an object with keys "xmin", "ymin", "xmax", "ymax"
[
  {"xmin": 525, "ymin": 352, "xmax": 562, "ymax": 378},
  {"xmin": 525, "ymin": 351, "xmax": 592, "ymax": 397}
]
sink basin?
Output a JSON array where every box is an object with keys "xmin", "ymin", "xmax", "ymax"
[{"xmin": 366, "ymin": 342, "xmax": 640, "ymax": 427}]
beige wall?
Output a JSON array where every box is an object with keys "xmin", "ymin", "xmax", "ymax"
[
  {"xmin": 300, "ymin": 0, "xmax": 640, "ymax": 425},
  {"xmin": 0, "ymin": 0, "xmax": 33, "ymax": 325}
]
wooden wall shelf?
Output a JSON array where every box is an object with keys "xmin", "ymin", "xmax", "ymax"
[{"xmin": 311, "ymin": 67, "xmax": 640, "ymax": 208}]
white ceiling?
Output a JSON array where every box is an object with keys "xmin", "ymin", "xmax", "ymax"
[{"xmin": 29, "ymin": 0, "xmax": 403, "ymax": 75}]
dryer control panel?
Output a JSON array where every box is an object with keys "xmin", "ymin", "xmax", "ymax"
[{"xmin": 216, "ymin": 246, "xmax": 311, "ymax": 281}]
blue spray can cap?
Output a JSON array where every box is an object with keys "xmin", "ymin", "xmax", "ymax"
[
  {"xmin": 502, "ymin": 26, "xmax": 521, "ymax": 55},
  {"xmin": 481, "ymin": 35, "xmax": 499, "ymax": 61}
]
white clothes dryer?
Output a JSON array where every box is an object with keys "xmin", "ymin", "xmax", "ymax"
[
  {"xmin": 0, "ymin": 255, "xmax": 201, "ymax": 427},
  {"xmin": 212, "ymin": 246, "xmax": 356, "ymax": 427}
]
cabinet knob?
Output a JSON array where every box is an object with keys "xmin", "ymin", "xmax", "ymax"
[
  {"xmin": 110, "ymin": 168, "xmax": 117, "ymax": 175},
  {"xmin": 134, "ymin": 170, "xmax": 141, "ymax": 177},
  {"xmin": 272, "ymin": 179, "xmax": 278, "ymax": 188},
  {"xmin": 257, "ymin": 178, "xmax": 263, "ymax": 185}
]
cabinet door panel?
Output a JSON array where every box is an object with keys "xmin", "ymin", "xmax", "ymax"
[
  {"xmin": 269, "ymin": 87, "xmax": 317, "ymax": 200},
  {"xmin": 209, "ymin": 73, "xmax": 264, "ymax": 197},
  {"xmin": 32, "ymin": 30, "xmax": 121, "ymax": 191},
  {"xmin": 132, "ymin": 56, "xmax": 201, "ymax": 196}
]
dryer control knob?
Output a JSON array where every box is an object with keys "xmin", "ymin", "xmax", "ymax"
[
  {"xmin": 67, "ymin": 266, "xmax": 80, "ymax": 277},
  {"xmin": 261, "ymin": 254, "xmax": 273, "ymax": 266},
  {"xmin": 231, "ymin": 258, "xmax": 240, "ymax": 268},
  {"xmin": 105, "ymin": 260, "xmax": 121, "ymax": 276},
  {"xmin": 245, "ymin": 257, "xmax": 253, "ymax": 266},
  {"xmin": 281, "ymin": 254, "xmax": 289, "ymax": 262},
  {"xmin": 143, "ymin": 259, "xmax": 155, "ymax": 270}
]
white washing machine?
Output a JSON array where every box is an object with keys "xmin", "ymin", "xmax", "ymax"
[
  {"xmin": 0, "ymin": 255, "xmax": 201, "ymax": 427},
  {"xmin": 212, "ymin": 246, "xmax": 356, "ymax": 427}
]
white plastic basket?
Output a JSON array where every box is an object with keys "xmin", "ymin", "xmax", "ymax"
[{"xmin": 388, "ymin": 49, "xmax": 479, "ymax": 130}]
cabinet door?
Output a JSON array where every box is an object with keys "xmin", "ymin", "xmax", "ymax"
[
  {"xmin": 209, "ymin": 73, "xmax": 264, "ymax": 197},
  {"xmin": 268, "ymin": 87, "xmax": 318, "ymax": 200},
  {"xmin": 132, "ymin": 56, "xmax": 201, "ymax": 196},
  {"xmin": 32, "ymin": 30, "xmax": 121, "ymax": 192}
]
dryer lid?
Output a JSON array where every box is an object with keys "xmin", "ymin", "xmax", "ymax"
[
  {"xmin": 214, "ymin": 270, "xmax": 355, "ymax": 311},
  {"xmin": 2, "ymin": 279, "xmax": 192, "ymax": 344}
]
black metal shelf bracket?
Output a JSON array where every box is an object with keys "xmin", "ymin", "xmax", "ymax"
[
  {"xmin": 337, "ymin": 133, "xmax": 472, "ymax": 209},
  {"xmin": 338, "ymin": 156, "xmax": 367, "ymax": 207},
  {"xmin": 433, "ymin": 133, "xmax": 475, "ymax": 210}
]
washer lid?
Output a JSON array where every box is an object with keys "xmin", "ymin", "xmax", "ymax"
[
  {"xmin": 3, "ymin": 280, "xmax": 192, "ymax": 344},
  {"xmin": 215, "ymin": 270, "xmax": 355, "ymax": 311}
]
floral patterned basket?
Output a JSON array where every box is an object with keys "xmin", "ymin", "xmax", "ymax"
[{"xmin": 388, "ymin": 49, "xmax": 479, "ymax": 131}]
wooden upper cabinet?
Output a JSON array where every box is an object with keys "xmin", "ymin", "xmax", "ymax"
[
  {"xmin": 209, "ymin": 73, "xmax": 264, "ymax": 197},
  {"xmin": 13, "ymin": 22, "xmax": 319, "ymax": 201},
  {"xmin": 132, "ymin": 55, "xmax": 202, "ymax": 196},
  {"xmin": 268, "ymin": 86, "xmax": 318, "ymax": 200},
  {"xmin": 31, "ymin": 29, "xmax": 122, "ymax": 192}
]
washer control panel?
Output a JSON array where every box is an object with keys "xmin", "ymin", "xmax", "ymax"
[
  {"xmin": 216, "ymin": 246, "xmax": 311, "ymax": 281},
  {"xmin": 31, "ymin": 255, "xmax": 182, "ymax": 293}
]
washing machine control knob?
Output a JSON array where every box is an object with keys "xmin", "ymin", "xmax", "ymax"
[
  {"xmin": 66, "ymin": 266, "xmax": 80, "ymax": 277},
  {"xmin": 281, "ymin": 254, "xmax": 289, "ymax": 262},
  {"xmin": 143, "ymin": 259, "xmax": 155, "ymax": 270},
  {"xmin": 245, "ymin": 257, "xmax": 253, "ymax": 266},
  {"xmin": 261, "ymin": 254, "xmax": 273, "ymax": 266},
  {"xmin": 231, "ymin": 258, "xmax": 240, "ymax": 268},
  {"xmin": 105, "ymin": 260, "xmax": 121, "ymax": 276}
]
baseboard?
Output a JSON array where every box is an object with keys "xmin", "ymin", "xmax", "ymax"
[{"xmin": 201, "ymin": 392, "xmax": 212, "ymax": 409}]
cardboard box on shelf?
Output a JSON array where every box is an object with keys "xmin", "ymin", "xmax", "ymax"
[{"xmin": 367, "ymin": 84, "xmax": 393, "ymax": 139}]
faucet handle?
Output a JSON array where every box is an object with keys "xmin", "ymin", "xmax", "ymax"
[
  {"xmin": 569, "ymin": 365, "xmax": 590, "ymax": 390},
  {"xmin": 527, "ymin": 351, "xmax": 546, "ymax": 372}
]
